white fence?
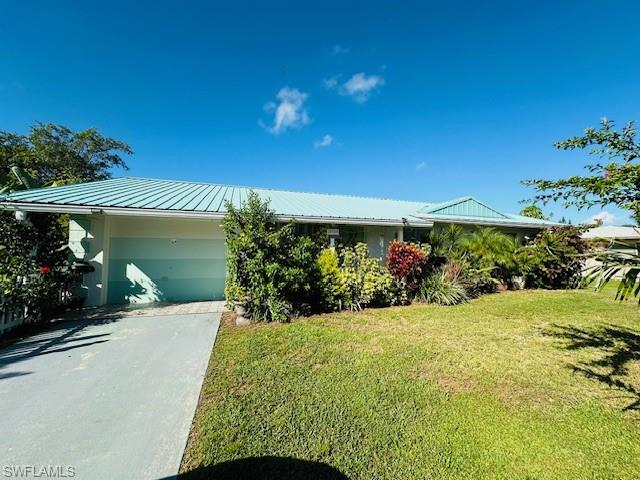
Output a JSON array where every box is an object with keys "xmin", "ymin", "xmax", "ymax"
[{"xmin": 0, "ymin": 295, "xmax": 35, "ymax": 336}]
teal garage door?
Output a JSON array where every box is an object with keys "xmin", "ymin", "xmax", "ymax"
[{"xmin": 107, "ymin": 236, "xmax": 226, "ymax": 304}]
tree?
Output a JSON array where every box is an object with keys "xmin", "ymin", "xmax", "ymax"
[
  {"xmin": 523, "ymin": 118, "xmax": 640, "ymax": 301},
  {"xmin": 0, "ymin": 123, "xmax": 131, "ymax": 322},
  {"xmin": 519, "ymin": 204, "xmax": 547, "ymax": 220},
  {"xmin": 1, "ymin": 122, "xmax": 132, "ymax": 191},
  {"xmin": 523, "ymin": 118, "xmax": 640, "ymax": 224}
]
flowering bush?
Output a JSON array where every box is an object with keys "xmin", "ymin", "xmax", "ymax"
[{"xmin": 386, "ymin": 241, "xmax": 430, "ymax": 295}]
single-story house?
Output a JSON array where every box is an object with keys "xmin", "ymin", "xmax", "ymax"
[{"xmin": 0, "ymin": 177, "xmax": 554, "ymax": 306}]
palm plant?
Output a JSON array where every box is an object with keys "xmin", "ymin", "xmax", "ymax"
[
  {"xmin": 459, "ymin": 227, "xmax": 520, "ymax": 282},
  {"xmin": 584, "ymin": 239, "xmax": 640, "ymax": 302}
]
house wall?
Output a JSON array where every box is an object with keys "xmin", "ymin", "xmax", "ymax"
[
  {"xmin": 364, "ymin": 225, "xmax": 401, "ymax": 262},
  {"xmin": 107, "ymin": 217, "xmax": 226, "ymax": 304},
  {"xmin": 70, "ymin": 215, "xmax": 226, "ymax": 306},
  {"xmin": 69, "ymin": 214, "xmax": 108, "ymax": 306}
]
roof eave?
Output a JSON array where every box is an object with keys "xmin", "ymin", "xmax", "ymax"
[
  {"xmin": 1, "ymin": 201, "xmax": 433, "ymax": 227},
  {"xmin": 418, "ymin": 214, "xmax": 557, "ymax": 229}
]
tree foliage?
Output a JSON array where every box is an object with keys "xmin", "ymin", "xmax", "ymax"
[
  {"xmin": 0, "ymin": 123, "xmax": 132, "ymax": 191},
  {"xmin": 222, "ymin": 192, "xmax": 321, "ymax": 322},
  {"xmin": 0, "ymin": 123, "xmax": 131, "ymax": 323},
  {"xmin": 523, "ymin": 118, "xmax": 640, "ymax": 223},
  {"xmin": 520, "ymin": 204, "xmax": 547, "ymax": 220},
  {"xmin": 519, "ymin": 226, "xmax": 588, "ymax": 289}
]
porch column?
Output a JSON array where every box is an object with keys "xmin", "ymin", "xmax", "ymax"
[{"xmin": 396, "ymin": 226, "xmax": 404, "ymax": 242}]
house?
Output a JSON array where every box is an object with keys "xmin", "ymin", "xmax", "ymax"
[{"xmin": 0, "ymin": 177, "xmax": 554, "ymax": 306}]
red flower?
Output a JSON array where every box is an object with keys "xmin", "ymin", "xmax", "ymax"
[{"xmin": 39, "ymin": 266, "xmax": 51, "ymax": 275}]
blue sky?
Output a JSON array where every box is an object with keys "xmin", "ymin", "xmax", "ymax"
[{"xmin": 1, "ymin": 1, "xmax": 639, "ymax": 224}]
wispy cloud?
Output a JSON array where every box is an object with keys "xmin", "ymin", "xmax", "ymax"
[
  {"xmin": 314, "ymin": 134, "xmax": 333, "ymax": 149},
  {"xmin": 261, "ymin": 87, "xmax": 310, "ymax": 135},
  {"xmin": 584, "ymin": 211, "xmax": 617, "ymax": 225},
  {"xmin": 339, "ymin": 72, "xmax": 384, "ymax": 103},
  {"xmin": 331, "ymin": 45, "xmax": 350, "ymax": 56},
  {"xmin": 323, "ymin": 75, "xmax": 340, "ymax": 89},
  {"xmin": 416, "ymin": 161, "xmax": 426, "ymax": 171}
]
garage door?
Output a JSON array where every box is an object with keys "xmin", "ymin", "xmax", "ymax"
[{"xmin": 106, "ymin": 217, "xmax": 226, "ymax": 304}]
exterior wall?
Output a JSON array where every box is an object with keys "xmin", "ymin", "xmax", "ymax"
[
  {"xmin": 107, "ymin": 217, "xmax": 225, "ymax": 304},
  {"xmin": 69, "ymin": 215, "xmax": 108, "ymax": 306},
  {"xmin": 364, "ymin": 225, "xmax": 401, "ymax": 262}
]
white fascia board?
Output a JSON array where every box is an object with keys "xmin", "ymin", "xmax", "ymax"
[
  {"xmin": 418, "ymin": 215, "xmax": 556, "ymax": 229},
  {"xmin": 1, "ymin": 202, "xmax": 434, "ymax": 227}
]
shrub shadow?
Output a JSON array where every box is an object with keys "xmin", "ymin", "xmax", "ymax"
[
  {"xmin": 543, "ymin": 323, "xmax": 640, "ymax": 411},
  {"xmin": 176, "ymin": 456, "xmax": 349, "ymax": 480}
]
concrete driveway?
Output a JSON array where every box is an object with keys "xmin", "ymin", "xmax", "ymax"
[{"xmin": 0, "ymin": 306, "xmax": 221, "ymax": 480}]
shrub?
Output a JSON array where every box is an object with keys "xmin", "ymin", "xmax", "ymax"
[
  {"xmin": 386, "ymin": 241, "xmax": 430, "ymax": 296},
  {"xmin": 317, "ymin": 248, "xmax": 350, "ymax": 311},
  {"xmin": 341, "ymin": 243, "xmax": 400, "ymax": 310},
  {"xmin": 520, "ymin": 226, "xmax": 588, "ymax": 289},
  {"xmin": 0, "ymin": 212, "xmax": 72, "ymax": 321},
  {"xmin": 416, "ymin": 271, "xmax": 468, "ymax": 306},
  {"xmin": 222, "ymin": 192, "xmax": 321, "ymax": 322}
]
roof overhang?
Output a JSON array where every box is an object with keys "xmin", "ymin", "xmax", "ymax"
[
  {"xmin": 417, "ymin": 214, "xmax": 557, "ymax": 229},
  {"xmin": 1, "ymin": 201, "xmax": 433, "ymax": 227}
]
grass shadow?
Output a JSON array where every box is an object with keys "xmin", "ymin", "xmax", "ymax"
[
  {"xmin": 176, "ymin": 457, "xmax": 349, "ymax": 480},
  {"xmin": 543, "ymin": 323, "xmax": 640, "ymax": 411}
]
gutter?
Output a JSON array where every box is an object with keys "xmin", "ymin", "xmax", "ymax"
[
  {"xmin": 416, "ymin": 215, "xmax": 560, "ymax": 229},
  {"xmin": 0, "ymin": 201, "xmax": 434, "ymax": 227}
]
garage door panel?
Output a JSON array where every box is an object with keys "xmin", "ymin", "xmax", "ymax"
[
  {"xmin": 107, "ymin": 236, "xmax": 226, "ymax": 304},
  {"xmin": 109, "ymin": 237, "xmax": 225, "ymax": 260}
]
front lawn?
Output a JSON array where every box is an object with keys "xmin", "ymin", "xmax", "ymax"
[{"xmin": 180, "ymin": 289, "xmax": 640, "ymax": 479}]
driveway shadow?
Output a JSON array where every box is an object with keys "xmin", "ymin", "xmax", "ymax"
[
  {"xmin": 174, "ymin": 457, "xmax": 349, "ymax": 480},
  {"xmin": 0, "ymin": 315, "xmax": 120, "ymax": 375},
  {"xmin": 542, "ymin": 323, "xmax": 640, "ymax": 411}
]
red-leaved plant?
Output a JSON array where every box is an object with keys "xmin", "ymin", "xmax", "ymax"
[{"xmin": 386, "ymin": 241, "xmax": 430, "ymax": 295}]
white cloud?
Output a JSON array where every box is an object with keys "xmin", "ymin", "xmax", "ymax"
[
  {"xmin": 331, "ymin": 45, "xmax": 350, "ymax": 55},
  {"xmin": 339, "ymin": 72, "xmax": 385, "ymax": 103},
  {"xmin": 314, "ymin": 134, "xmax": 333, "ymax": 149},
  {"xmin": 416, "ymin": 161, "xmax": 426, "ymax": 171},
  {"xmin": 261, "ymin": 87, "xmax": 310, "ymax": 135},
  {"xmin": 584, "ymin": 211, "xmax": 617, "ymax": 225},
  {"xmin": 323, "ymin": 75, "xmax": 340, "ymax": 89}
]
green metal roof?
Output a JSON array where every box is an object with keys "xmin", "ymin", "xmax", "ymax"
[{"xmin": 1, "ymin": 176, "xmax": 556, "ymax": 228}]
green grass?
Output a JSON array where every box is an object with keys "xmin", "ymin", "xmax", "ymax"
[{"xmin": 181, "ymin": 288, "xmax": 640, "ymax": 479}]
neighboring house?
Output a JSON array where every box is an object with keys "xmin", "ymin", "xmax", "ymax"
[
  {"xmin": 0, "ymin": 177, "xmax": 555, "ymax": 306},
  {"xmin": 582, "ymin": 225, "xmax": 640, "ymax": 278}
]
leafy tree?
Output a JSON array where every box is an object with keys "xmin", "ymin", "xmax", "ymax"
[
  {"xmin": 1, "ymin": 122, "xmax": 132, "ymax": 191},
  {"xmin": 0, "ymin": 123, "xmax": 131, "ymax": 323},
  {"xmin": 523, "ymin": 118, "xmax": 640, "ymax": 223},
  {"xmin": 523, "ymin": 118, "xmax": 640, "ymax": 300},
  {"xmin": 520, "ymin": 204, "xmax": 547, "ymax": 220}
]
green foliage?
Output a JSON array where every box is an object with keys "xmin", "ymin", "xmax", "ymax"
[
  {"xmin": 0, "ymin": 214, "xmax": 70, "ymax": 318},
  {"xmin": 520, "ymin": 204, "xmax": 547, "ymax": 220},
  {"xmin": 520, "ymin": 226, "xmax": 588, "ymax": 289},
  {"xmin": 1, "ymin": 122, "xmax": 132, "ymax": 191},
  {"xmin": 426, "ymin": 225, "xmax": 521, "ymax": 295},
  {"xmin": 523, "ymin": 118, "xmax": 640, "ymax": 224},
  {"xmin": 316, "ymin": 248, "xmax": 350, "ymax": 311},
  {"xmin": 340, "ymin": 243, "xmax": 400, "ymax": 310},
  {"xmin": 460, "ymin": 227, "xmax": 520, "ymax": 282},
  {"xmin": 222, "ymin": 192, "xmax": 321, "ymax": 322},
  {"xmin": 416, "ymin": 271, "xmax": 468, "ymax": 305},
  {"xmin": 0, "ymin": 123, "xmax": 130, "ymax": 323},
  {"xmin": 584, "ymin": 241, "xmax": 640, "ymax": 303}
]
